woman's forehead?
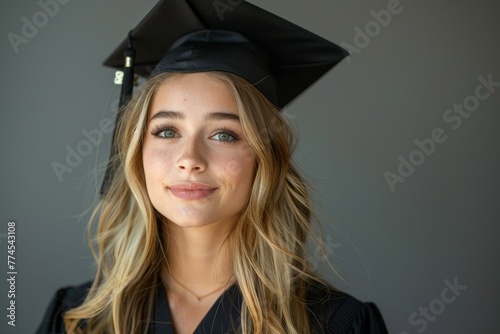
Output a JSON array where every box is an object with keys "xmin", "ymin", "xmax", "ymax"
[{"xmin": 148, "ymin": 73, "xmax": 239, "ymax": 118}]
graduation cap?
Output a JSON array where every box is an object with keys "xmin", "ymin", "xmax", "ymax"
[{"xmin": 100, "ymin": 0, "xmax": 348, "ymax": 194}]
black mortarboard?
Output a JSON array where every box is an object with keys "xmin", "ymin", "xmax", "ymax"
[{"xmin": 100, "ymin": 0, "xmax": 348, "ymax": 194}]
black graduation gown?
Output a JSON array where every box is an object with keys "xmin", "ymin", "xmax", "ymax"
[{"xmin": 36, "ymin": 280, "xmax": 388, "ymax": 333}]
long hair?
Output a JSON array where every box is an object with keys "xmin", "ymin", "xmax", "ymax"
[{"xmin": 64, "ymin": 71, "xmax": 323, "ymax": 333}]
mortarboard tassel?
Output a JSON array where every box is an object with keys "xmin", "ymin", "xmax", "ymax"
[
  {"xmin": 100, "ymin": 31, "xmax": 135, "ymax": 195},
  {"xmin": 119, "ymin": 31, "xmax": 136, "ymax": 107}
]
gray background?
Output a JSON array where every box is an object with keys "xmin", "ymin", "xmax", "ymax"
[{"xmin": 1, "ymin": 0, "xmax": 499, "ymax": 333}]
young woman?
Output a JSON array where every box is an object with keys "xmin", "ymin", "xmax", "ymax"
[
  {"xmin": 37, "ymin": 1, "xmax": 388, "ymax": 333},
  {"xmin": 37, "ymin": 70, "xmax": 387, "ymax": 333}
]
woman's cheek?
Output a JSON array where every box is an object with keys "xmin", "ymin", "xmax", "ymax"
[
  {"xmin": 144, "ymin": 147, "xmax": 174, "ymax": 180},
  {"xmin": 224, "ymin": 158, "xmax": 243, "ymax": 175}
]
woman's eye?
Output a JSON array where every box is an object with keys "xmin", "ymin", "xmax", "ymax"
[
  {"xmin": 211, "ymin": 132, "xmax": 236, "ymax": 142},
  {"xmin": 158, "ymin": 129, "xmax": 178, "ymax": 138}
]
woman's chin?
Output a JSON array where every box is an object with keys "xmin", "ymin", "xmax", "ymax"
[{"xmin": 163, "ymin": 214, "xmax": 240, "ymax": 231}]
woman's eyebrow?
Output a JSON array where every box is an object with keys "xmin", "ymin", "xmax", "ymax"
[
  {"xmin": 149, "ymin": 111, "xmax": 240, "ymax": 122},
  {"xmin": 204, "ymin": 112, "xmax": 240, "ymax": 122},
  {"xmin": 149, "ymin": 110, "xmax": 184, "ymax": 121}
]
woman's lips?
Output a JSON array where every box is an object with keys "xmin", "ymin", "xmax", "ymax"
[{"xmin": 168, "ymin": 182, "xmax": 217, "ymax": 200}]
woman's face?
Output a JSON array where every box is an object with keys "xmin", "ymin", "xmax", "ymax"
[{"xmin": 142, "ymin": 73, "xmax": 256, "ymax": 229}]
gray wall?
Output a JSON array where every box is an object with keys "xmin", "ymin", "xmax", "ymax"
[{"xmin": 1, "ymin": 0, "xmax": 499, "ymax": 333}]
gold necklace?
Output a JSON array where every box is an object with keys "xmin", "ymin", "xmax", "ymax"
[{"xmin": 169, "ymin": 274, "xmax": 233, "ymax": 302}]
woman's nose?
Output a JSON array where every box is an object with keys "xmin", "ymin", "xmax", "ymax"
[{"xmin": 175, "ymin": 136, "xmax": 207, "ymax": 172}]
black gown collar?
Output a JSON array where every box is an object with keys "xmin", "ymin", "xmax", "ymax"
[{"xmin": 151, "ymin": 281, "xmax": 242, "ymax": 334}]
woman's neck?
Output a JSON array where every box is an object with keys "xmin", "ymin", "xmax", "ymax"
[{"xmin": 161, "ymin": 220, "xmax": 236, "ymax": 291}]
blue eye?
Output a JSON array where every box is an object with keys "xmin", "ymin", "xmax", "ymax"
[
  {"xmin": 151, "ymin": 125, "xmax": 179, "ymax": 139},
  {"xmin": 211, "ymin": 132, "xmax": 236, "ymax": 142},
  {"xmin": 210, "ymin": 127, "xmax": 240, "ymax": 142},
  {"xmin": 159, "ymin": 129, "xmax": 177, "ymax": 138}
]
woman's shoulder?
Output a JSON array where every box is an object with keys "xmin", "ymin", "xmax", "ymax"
[
  {"xmin": 306, "ymin": 281, "xmax": 388, "ymax": 334},
  {"xmin": 36, "ymin": 280, "xmax": 93, "ymax": 334}
]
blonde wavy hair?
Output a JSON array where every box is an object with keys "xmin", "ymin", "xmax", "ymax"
[{"xmin": 64, "ymin": 71, "xmax": 326, "ymax": 333}]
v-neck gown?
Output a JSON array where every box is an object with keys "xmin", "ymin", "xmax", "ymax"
[{"xmin": 36, "ymin": 280, "xmax": 388, "ymax": 333}]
